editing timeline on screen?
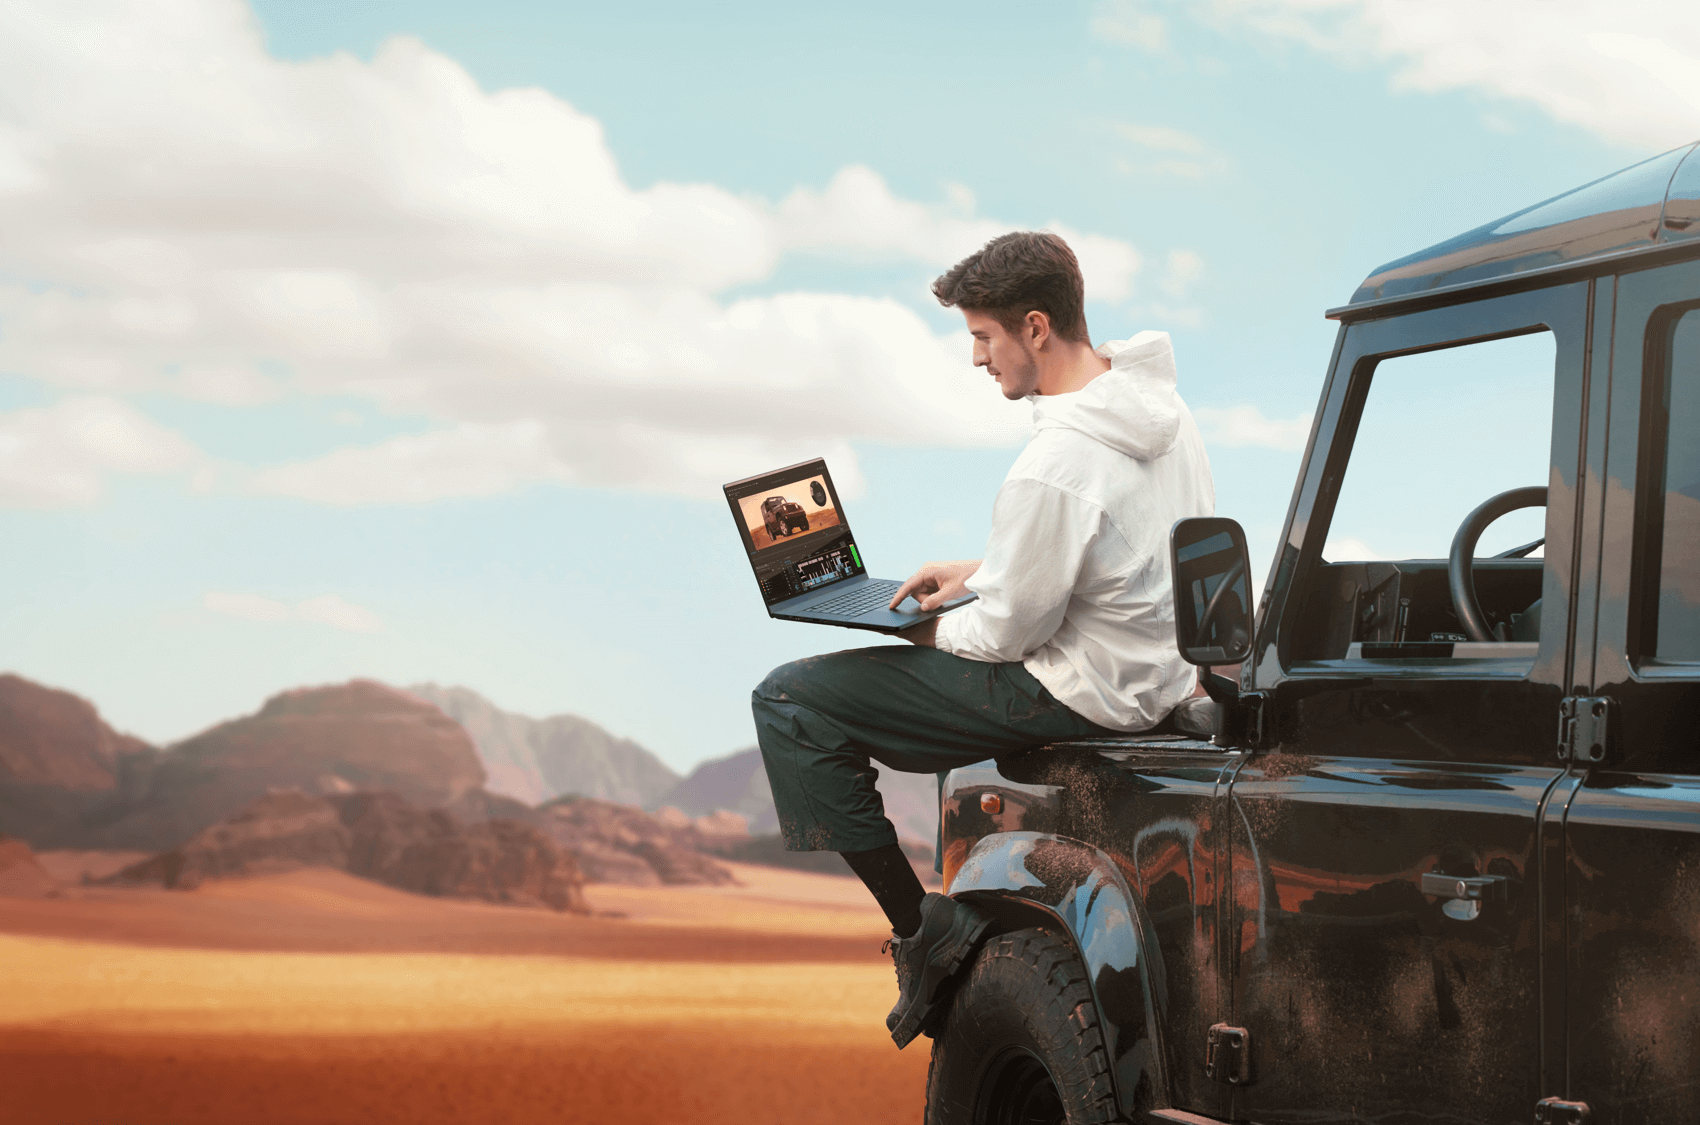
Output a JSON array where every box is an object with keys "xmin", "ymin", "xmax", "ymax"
[{"xmin": 724, "ymin": 459, "xmax": 865, "ymax": 605}]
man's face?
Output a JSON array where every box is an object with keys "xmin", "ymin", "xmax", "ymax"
[{"xmin": 963, "ymin": 309, "xmax": 1039, "ymax": 400}]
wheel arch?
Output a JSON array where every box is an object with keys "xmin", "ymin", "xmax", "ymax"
[{"xmin": 948, "ymin": 830, "xmax": 1173, "ymax": 1118}]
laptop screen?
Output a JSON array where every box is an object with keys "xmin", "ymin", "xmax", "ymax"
[{"xmin": 724, "ymin": 459, "xmax": 866, "ymax": 605}]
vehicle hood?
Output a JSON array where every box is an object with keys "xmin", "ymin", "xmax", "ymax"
[{"xmin": 1030, "ymin": 331, "xmax": 1183, "ymax": 461}]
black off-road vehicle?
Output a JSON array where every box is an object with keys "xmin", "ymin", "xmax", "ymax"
[
  {"xmin": 761, "ymin": 495, "xmax": 810, "ymax": 538},
  {"xmin": 927, "ymin": 144, "xmax": 1700, "ymax": 1125}
]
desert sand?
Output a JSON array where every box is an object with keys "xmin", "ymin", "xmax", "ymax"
[{"xmin": 0, "ymin": 861, "xmax": 928, "ymax": 1124}]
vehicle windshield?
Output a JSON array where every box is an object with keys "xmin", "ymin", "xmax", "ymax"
[{"xmin": 1326, "ymin": 332, "xmax": 1554, "ymax": 561}]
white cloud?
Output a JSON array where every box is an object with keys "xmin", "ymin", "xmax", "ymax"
[
  {"xmin": 776, "ymin": 168, "xmax": 1143, "ymax": 303},
  {"xmin": 0, "ymin": 396, "xmax": 201, "ymax": 507},
  {"xmin": 203, "ymin": 590, "xmax": 382, "ymax": 632},
  {"xmin": 1201, "ymin": 0, "xmax": 1700, "ymax": 150},
  {"xmin": 0, "ymin": 0, "xmax": 1150, "ymax": 505},
  {"xmin": 296, "ymin": 595, "xmax": 382, "ymax": 633},
  {"xmin": 1113, "ymin": 123, "xmax": 1208, "ymax": 155},
  {"xmin": 1110, "ymin": 121, "xmax": 1229, "ymax": 179},
  {"xmin": 203, "ymin": 591, "xmax": 290, "ymax": 622},
  {"xmin": 1194, "ymin": 403, "xmax": 1313, "ymax": 450},
  {"xmin": 1093, "ymin": 0, "xmax": 1168, "ymax": 50},
  {"xmin": 1160, "ymin": 249, "xmax": 1206, "ymax": 297}
]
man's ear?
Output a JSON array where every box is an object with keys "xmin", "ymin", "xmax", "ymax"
[{"xmin": 1024, "ymin": 310, "xmax": 1052, "ymax": 349}]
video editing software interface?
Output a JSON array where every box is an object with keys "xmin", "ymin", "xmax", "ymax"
[{"xmin": 725, "ymin": 459, "xmax": 864, "ymax": 605}]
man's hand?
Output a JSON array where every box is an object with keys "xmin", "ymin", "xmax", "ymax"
[{"xmin": 891, "ymin": 560, "xmax": 981, "ymax": 612}]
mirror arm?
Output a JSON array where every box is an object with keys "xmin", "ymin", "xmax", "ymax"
[{"xmin": 1202, "ymin": 671, "xmax": 1239, "ymax": 706}]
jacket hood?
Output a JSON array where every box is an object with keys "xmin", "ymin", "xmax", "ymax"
[{"xmin": 1030, "ymin": 331, "xmax": 1183, "ymax": 461}]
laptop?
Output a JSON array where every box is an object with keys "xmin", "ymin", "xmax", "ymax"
[{"xmin": 723, "ymin": 458, "xmax": 975, "ymax": 633}]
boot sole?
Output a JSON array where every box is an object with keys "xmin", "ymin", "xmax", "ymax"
[{"xmin": 888, "ymin": 904, "xmax": 993, "ymax": 1049}]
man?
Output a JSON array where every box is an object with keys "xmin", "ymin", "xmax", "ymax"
[{"xmin": 751, "ymin": 231, "xmax": 1215, "ymax": 1047}]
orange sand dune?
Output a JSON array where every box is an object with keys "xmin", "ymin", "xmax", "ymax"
[
  {"xmin": 0, "ymin": 863, "xmax": 891, "ymax": 961},
  {"xmin": 0, "ymin": 862, "xmax": 926, "ymax": 1124}
]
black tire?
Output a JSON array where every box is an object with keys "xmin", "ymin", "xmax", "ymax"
[{"xmin": 925, "ymin": 928, "xmax": 1117, "ymax": 1125}]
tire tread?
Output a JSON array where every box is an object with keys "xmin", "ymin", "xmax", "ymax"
[{"xmin": 924, "ymin": 927, "xmax": 1120, "ymax": 1124}]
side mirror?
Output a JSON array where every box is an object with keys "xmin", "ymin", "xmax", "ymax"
[{"xmin": 1170, "ymin": 517, "xmax": 1254, "ymax": 666}]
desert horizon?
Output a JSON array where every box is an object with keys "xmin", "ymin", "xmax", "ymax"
[{"xmin": 0, "ymin": 860, "xmax": 927, "ymax": 1125}]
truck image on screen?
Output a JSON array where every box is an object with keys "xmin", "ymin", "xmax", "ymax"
[{"xmin": 761, "ymin": 495, "xmax": 810, "ymax": 538}]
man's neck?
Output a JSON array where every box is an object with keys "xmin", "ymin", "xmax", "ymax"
[{"xmin": 1035, "ymin": 340, "xmax": 1113, "ymax": 396}]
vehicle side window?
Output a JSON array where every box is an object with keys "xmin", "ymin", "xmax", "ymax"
[
  {"xmin": 1641, "ymin": 309, "xmax": 1700, "ymax": 664},
  {"xmin": 1290, "ymin": 331, "xmax": 1556, "ymax": 661}
]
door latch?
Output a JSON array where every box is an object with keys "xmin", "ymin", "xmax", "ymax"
[
  {"xmin": 1421, "ymin": 871, "xmax": 1507, "ymax": 920},
  {"xmin": 1534, "ymin": 1096, "xmax": 1589, "ymax": 1125},
  {"xmin": 1204, "ymin": 1023, "xmax": 1252, "ymax": 1085},
  {"xmin": 1558, "ymin": 696, "xmax": 1612, "ymax": 764}
]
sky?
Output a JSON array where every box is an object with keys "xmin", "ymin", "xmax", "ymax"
[{"xmin": 0, "ymin": 0, "xmax": 1694, "ymax": 772}]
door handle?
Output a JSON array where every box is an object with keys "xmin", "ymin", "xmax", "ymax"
[
  {"xmin": 1422, "ymin": 871, "xmax": 1508, "ymax": 920},
  {"xmin": 1420, "ymin": 872, "xmax": 1506, "ymax": 901}
]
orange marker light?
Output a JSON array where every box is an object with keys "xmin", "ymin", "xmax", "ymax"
[{"xmin": 980, "ymin": 792, "xmax": 1002, "ymax": 815}]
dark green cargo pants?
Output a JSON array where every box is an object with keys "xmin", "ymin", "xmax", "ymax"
[{"xmin": 751, "ymin": 645, "xmax": 1121, "ymax": 855}]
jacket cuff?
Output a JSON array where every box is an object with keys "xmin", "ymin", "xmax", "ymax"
[{"xmin": 932, "ymin": 612, "xmax": 962, "ymax": 656}]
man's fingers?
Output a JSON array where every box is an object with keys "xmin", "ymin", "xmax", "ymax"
[{"xmin": 890, "ymin": 573, "xmax": 928, "ymax": 609}]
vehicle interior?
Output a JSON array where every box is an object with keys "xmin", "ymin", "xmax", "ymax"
[{"xmin": 1287, "ymin": 331, "xmax": 1556, "ymax": 667}]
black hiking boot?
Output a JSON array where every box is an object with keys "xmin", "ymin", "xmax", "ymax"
[{"xmin": 883, "ymin": 891, "xmax": 992, "ymax": 1049}]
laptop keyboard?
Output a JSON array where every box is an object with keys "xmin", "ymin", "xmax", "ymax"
[{"xmin": 810, "ymin": 580, "xmax": 905, "ymax": 617}]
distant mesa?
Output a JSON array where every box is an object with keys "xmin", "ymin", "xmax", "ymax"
[
  {"xmin": 533, "ymin": 796, "xmax": 737, "ymax": 887},
  {"xmin": 73, "ymin": 679, "xmax": 488, "ymax": 852},
  {"xmin": 107, "ymin": 788, "xmax": 588, "ymax": 913},
  {"xmin": 0, "ymin": 671, "xmax": 938, "ymax": 891},
  {"xmin": 0, "ymin": 674, "xmax": 154, "ymax": 847},
  {"xmin": 0, "ymin": 673, "xmax": 150, "ymax": 790},
  {"xmin": 407, "ymin": 683, "xmax": 679, "ymax": 807},
  {"xmin": 652, "ymin": 805, "xmax": 750, "ymax": 838}
]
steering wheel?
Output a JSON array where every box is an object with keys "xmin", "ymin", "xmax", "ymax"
[
  {"xmin": 1447, "ymin": 486, "xmax": 1546, "ymax": 643},
  {"xmin": 1195, "ymin": 555, "xmax": 1250, "ymax": 656}
]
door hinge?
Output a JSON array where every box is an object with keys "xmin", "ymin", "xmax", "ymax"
[
  {"xmin": 1558, "ymin": 696, "xmax": 1613, "ymax": 764},
  {"xmin": 1534, "ymin": 1096, "xmax": 1590, "ymax": 1125},
  {"xmin": 1204, "ymin": 1023, "xmax": 1252, "ymax": 1085},
  {"xmin": 1219, "ymin": 692, "xmax": 1269, "ymax": 750}
]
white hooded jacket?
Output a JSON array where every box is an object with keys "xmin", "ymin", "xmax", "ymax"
[{"xmin": 932, "ymin": 331, "xmax": 1215, "ymax": 732}]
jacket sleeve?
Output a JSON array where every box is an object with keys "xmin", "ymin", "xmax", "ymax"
[{"xmin": 933, "ymin": 477, "xmax": 1105, "ymax": 663}]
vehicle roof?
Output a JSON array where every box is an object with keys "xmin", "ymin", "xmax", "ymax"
[{"xmin": 1336, "ymin": 141, "xmax": 1700, "ymax": 317}]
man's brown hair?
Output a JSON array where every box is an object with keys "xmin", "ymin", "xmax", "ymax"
[{"xmin": 931, "ymin": 231, "xmax": 1089, "ymax": 344}]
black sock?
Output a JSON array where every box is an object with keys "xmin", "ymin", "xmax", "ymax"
[{"xmin": 841, "ymin": 844, "xmax": 926, "ymax": 937}]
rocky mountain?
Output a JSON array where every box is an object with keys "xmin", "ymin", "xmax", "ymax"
[
  {"xmin": 529, "ymin": 797, "xmax": 736, "ymax": 886},
  {"xmin": 80, "ymin": 680, "xmax": 487, "ymax": 852},
  {"xmin": 407, "ymin": 683, "xmax": 678, "ymax": 807},
  {"xmin": 109, "ymin": 788, "xmax": 587, "ymax": 912},
  {"xmin": 0, "ymin": 674, "xmax": 154, "ymax": 846},
  {"xmin": 660, "ymin": 746, "xmax": 943, "ymax": 849},
  {"xmin": 438, "ymin": 788, "xmax": 738, "ymax": 886},
  {"xmin": 0, "ymin": 834, "xmax": 58, "ymax": 898}
]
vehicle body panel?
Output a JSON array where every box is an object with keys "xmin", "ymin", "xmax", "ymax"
[
  {"xmin": 1558, "ymin": 255, "xmax": 1700, "ymax": 1121},
  {"xmin": 945, "ymin": 743, "xmax": 1236, "ymax": 1120}
]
